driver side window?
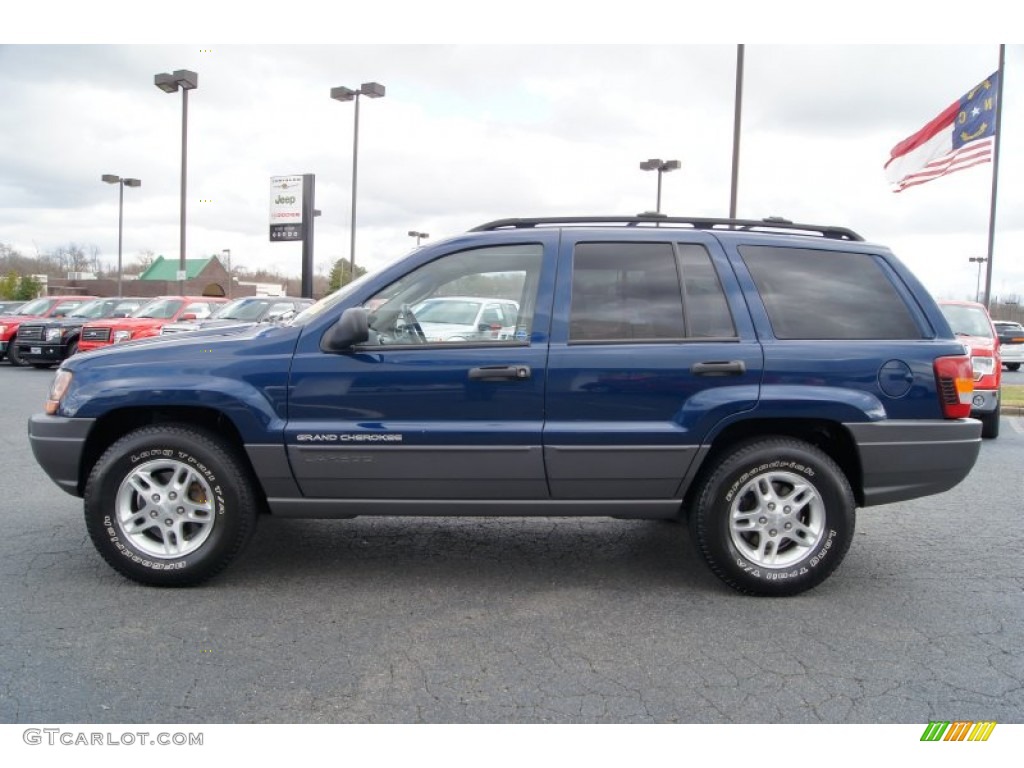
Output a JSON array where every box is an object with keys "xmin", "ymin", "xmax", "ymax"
[{"xmin": 362, "ymin": 244, "xmax": 543, "ymax": 346}]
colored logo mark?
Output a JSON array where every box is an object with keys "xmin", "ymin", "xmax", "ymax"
[{"xmin": 920, "ymin": 721, "xmax": 996, "ymax": 742}]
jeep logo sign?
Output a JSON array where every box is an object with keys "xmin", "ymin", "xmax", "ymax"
[{"xmin": 269, "ymin": 175, "xmax": 305, "ymax": 241}]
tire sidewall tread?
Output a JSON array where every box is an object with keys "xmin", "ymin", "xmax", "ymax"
[
  {"xmin": 689, "ymin": 437, "xmax": 855, "ymax": 597},
  {"xmin": 84, "ymin": 424, "xmax": 257, "ymax": 587}
]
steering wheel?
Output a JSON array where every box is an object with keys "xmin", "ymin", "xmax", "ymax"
[{"xmin": 399, "ymin": 304, "xmax": 427, "ymax": 343}]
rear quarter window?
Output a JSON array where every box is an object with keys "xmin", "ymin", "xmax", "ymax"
[{"xmin": 739, "ymin": 245, "xmax": 922, "ymax": 340}]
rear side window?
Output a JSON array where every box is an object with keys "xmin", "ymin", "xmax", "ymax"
[
  {"xmin": 570, "ymin": 242, "xmax": 685, "ymax": 341},
  {"xmin": 739, "ymin": 245, "xmax": 922, "ymax": 340},
  {"xmin": 569, "ymin": 242, "xmax": 735, "ymax": 342}
]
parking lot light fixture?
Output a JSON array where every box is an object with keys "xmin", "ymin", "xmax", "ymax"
[
  {"xmin": 639, "ymin": 158, "xmax": 681, "ymax": 214},
  {"xmin": 331, "ymin": 82, "xmax": 386, "ymax": 279},
  {"xmin": 969, "ymin": 257, "xmax": 988, "ymax": 303},
  {"xmin": 408, "ymin": 230, "xmax": 429, "ymax": 247},
  {"xmin": 102, "ymin": 175, "xmax": 142, "ymax": 297},
  {"xmin": 155, "ymin": 69, "xmax": 198, "ymax": 294}
]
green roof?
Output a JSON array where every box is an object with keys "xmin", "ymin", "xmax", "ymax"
[{"xmin": 139, "ymin": 256, "xmax": 214, "ymax": 281}]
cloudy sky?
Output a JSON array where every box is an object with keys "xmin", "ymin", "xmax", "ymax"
[{"xmin": 1, "ymin": 18, "xmax": 1020, "ymax": 301}]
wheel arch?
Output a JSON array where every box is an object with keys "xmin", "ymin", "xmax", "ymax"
[
  {"xmin": 78, "ymin": 406, "xmax": 261, "ymax": 500},
  {"xmin": 683, "ymin": 418, "xmax": 865, "ymax": 510}
]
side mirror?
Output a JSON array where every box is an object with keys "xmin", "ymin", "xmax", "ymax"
[
  {"xmin": 180, "ymin": 313, "xmax": 197, "ymax": 321},
  {"xmin": 321, "ymin": 307, "xmax": 369, "ymax": 352}
]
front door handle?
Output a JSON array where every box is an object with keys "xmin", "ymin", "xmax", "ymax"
[
  {"xmin": 691, "ymin": 360, "xmax": 747, "ymax": 376},
  {"xmin": 468, "ymin": 365, "xmax": 532, "ymax": 381}
]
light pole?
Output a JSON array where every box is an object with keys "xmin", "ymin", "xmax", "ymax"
[
  {"xmin": 101, "ymin": 175, "xmax": 141, "ymax": 297},
  {"xmin": 969, "ymin": 257, "xmax": 988, "ymax": 303},
  {"xmin": 408, "ymin": 230, "xmax": 429, "ymax": 247},
  {"xmin": 330, "ymin": 82, "xmax": 386, "ymax": 280},
  {"xmin": 222, "ymin": 249, "xmax": 232, "ymax": 297},
  {"xmin": 155, "ymin": 69, "xmax": 198, "ymax": 295},
  {"xmin": 639, "ymin": 158, "xmax": 681, "ymax": 214}
]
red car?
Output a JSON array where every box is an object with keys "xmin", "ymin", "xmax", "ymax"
[
  {"xmin": 1, "ymin": 295, "xmax": 96, "ymax": 363},
  {"xmin": 78, "ymin": 296, "xmax": 228, "ymax": 352},
  {"xmin": 938, "ymin": 300, "xmax": 1001, "ymax": 438}
]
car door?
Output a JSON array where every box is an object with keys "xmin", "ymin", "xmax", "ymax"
[
  {"xmin": 543, "ymin": 230, "xmax": 763, "ymax": 500},
  {"xmin": 286, "ymin": 236, "xmax": 557, "ymax": 502}
]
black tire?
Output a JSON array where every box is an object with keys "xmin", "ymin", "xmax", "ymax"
[
  {"xmin": 84, "ymin": 424, "xmax": 259, "ymax": 586},
  {"xmin": 1005, "ymin": 363, "xmax": 1020, "ymax": 372},
  {"xmin": 980, "ymin": 404, "xmax": 1000, "ymax": 439},
  {"xmin": 689, "ymin": 437, "xmax": 855, "ymax": 597},
  {"xmin": 66, "ymin": 339, "xmax": 79, "ymax": 358},
  {"xmin": 7, "ymin": 338, "xmax": 27, "ymax": 367}
]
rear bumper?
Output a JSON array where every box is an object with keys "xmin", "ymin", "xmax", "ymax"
[{"xmin": 845, "ymin": 419, "xmax": 982, "ymax": 506}]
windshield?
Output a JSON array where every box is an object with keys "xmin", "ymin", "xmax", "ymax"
[
  {"xmin": 940, "ymin": 305, "xmax": 994, "ymax": 339},
  {"xmin": 133, "ymin": 298, "xmax": 184, "ymax": 319},
  {"xmin": 66, "ymin": 298, "xmax": 126, "ymax": 319},
  {"xmin": 14, "ymin": 297, "xmax": 53, "ymax": 315},
  {"xmin": 213, "ymin": 298, "xmax": 272, "ymax": 321},
  {"xmin": 287, "ymin": 270, "xmax": 377, "ymax": 326}
]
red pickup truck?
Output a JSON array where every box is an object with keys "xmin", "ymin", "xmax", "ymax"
[
  {"xmin": 938, "ymin": 300, "xmax": 1001, "ymax": 439},
  {"xmin": 77, "ymin": 296, "xmax": 228, "ymax": 352},
  {"xmin": 1, "ymin": 295, "xmax": 96, "ymax": 363}
]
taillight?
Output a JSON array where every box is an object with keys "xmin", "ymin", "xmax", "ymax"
[{"xmin": 934, "ymin": 355, "xmax": 973, "ymax": 418}]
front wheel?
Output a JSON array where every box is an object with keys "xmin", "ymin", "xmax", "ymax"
[
  {"xmin": 980, "ymin": 403, "xmax": 1000, "ymax": 439},
  {"xmin": 7, "ymin": 339, "xmax": 27, "ymax": 366},
  {"xmin": 84, "ymin": 424, "xmax": 259, "ymax": 586},
  {"xmin": 689, "ymin": 438, "xmax": 855, "ymax": 597},
  {"xmin": 1005, "ymin": 363, "xmax": 1020, "ymax": 372}
]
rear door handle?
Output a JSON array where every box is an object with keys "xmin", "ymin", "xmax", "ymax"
[
  {"xmin": 691, "ymin": 360, "xmax": 746, "ymax": 376},
  {"xmin": 468, "ymin": 365, "xmax": 532, "ymax": 381}
]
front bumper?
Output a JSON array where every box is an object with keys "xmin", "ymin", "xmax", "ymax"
[
  {"xmin": 969, "ymin": 387, "xmax": 999, "ymax": 415},
  {"xmin": 27, "ymin": 414, "xmax": 96, "ymax": 497},
  {"xmin": 18, "ymin": 342, "xmax": 68, "ymax": 364},
  {"xmin": 845, "ymin": 419, "xmax": 982, "ymax": 506}
]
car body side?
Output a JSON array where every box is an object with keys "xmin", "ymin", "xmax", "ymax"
[{"xmin": 30, "ymin": 229, "xmax": 981, "ymax": 513}]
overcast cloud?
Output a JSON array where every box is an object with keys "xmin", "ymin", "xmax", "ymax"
[{"xmin": 0, "ymin": 37, "xmax": 1020, "ymax": 300}]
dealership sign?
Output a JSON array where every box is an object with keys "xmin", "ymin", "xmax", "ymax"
[{"xmin": 269, "ymin": 175, "xmax": 305, "ymax": 241}]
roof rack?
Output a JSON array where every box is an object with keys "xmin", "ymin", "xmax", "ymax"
[{"xmin": 469, "ymin": 215, "xmax": 864, "ymax": 242}]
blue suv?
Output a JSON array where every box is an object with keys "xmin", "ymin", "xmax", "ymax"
[{"xmin": 28, "ymin": 216, "xmax": 982, "ymax": 595}]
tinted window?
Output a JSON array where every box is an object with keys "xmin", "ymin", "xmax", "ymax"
[
  {"xmin": 570, "ymin": 242, "xmax": 685, "ymax": 341},
  {"xmin": 679, "ymin": 244, "xmax": 735, "ymax": 338},
  {"xmin": 740, "ymin": 245, "xmax": 921, "ymax": 340}
]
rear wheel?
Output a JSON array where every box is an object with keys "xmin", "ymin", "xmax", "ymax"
[
  {"xmin": 689, "ymin": 437, "xmax": 855, "ymax": 596},
  {"xmin": 1006, "ymin": 363, "xmax": 1020, "ymax": 372},
  {"xmin": 84, "ymin": 424, "xmax": 259, "ymax": 586}
]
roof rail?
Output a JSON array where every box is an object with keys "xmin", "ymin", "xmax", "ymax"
[{"xmin": 469, "ymin": 215, "xmax": 864, "ymax": 241}]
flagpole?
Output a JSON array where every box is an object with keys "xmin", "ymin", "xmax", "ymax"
[
  {"xmin": 982, "ymin": 44, "xmax": 1006, "ymax": 309},
  {"xmin": 729, "ymin": 44, "xmax": 745, "ymax": 219}
]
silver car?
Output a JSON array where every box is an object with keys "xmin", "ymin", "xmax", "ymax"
[{"xmin": 994, "ymin": 320, "xmax": 1024, "ymax": 371}]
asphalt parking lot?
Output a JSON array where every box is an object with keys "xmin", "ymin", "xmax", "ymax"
[{"xmin": 1, "ymin": 363, "xmax": 1022, "ymax": 724}]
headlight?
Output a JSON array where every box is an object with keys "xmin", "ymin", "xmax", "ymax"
[
  {"xmin": 44, "ymin": 370, "xmax": 73, "ymax": 415},
  {"xmin": 0, "ymin": 325, "xmax": 7, "ymax": 336},
  {"xmin": 45, "ymin": 328, "xmax": 63, "ymax": 342},
  {"xmin": 113, "ymin": 330, "xmax": 132, "ymax": 343},
  {"xmin": 972, "ymin": 355, "xmax": 996, "ymax": 378}
]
